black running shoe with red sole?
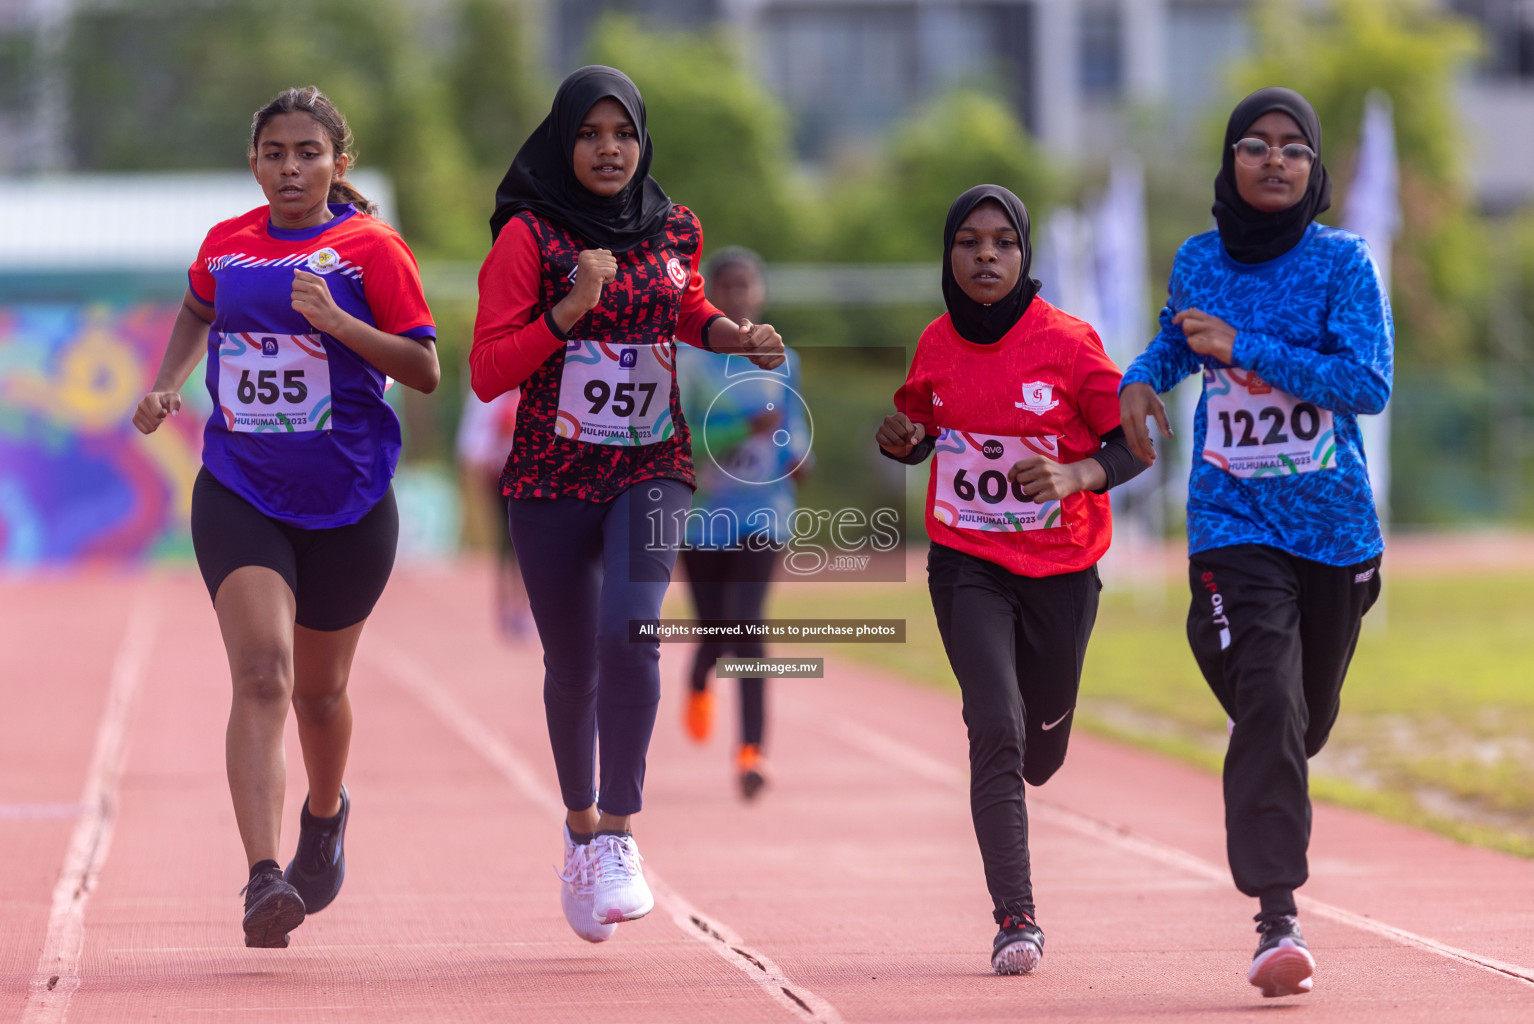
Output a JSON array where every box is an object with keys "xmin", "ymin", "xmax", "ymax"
[{"xmin": 991, "ymin": 912, "xmax": 1045, "ymax": 975}]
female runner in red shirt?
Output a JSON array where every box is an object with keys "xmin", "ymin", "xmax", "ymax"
[
  {"xmin": 878, "ymin": 184, "xmax": 1145, "ymax": 974},
  {"xmin": 471, "ymin": 66, "xmax": 784, "ymax": 943}
]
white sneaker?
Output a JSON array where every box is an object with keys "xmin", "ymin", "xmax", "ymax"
[
  {"xmin": 590, "ymin": 832, "xmax": 654, "ymax": 925},
  {"xmin": 557, "ymin": 825, "xmax": 617, "ymax": 943}
]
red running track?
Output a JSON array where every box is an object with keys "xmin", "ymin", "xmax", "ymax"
[{"xmin": 3, "ymin": 563, "xmax": 1533, "ymax": 1023}]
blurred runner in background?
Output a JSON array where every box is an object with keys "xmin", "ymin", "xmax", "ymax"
[
  {"xmin": 676, "ymin": 247, "xmax": 811, "ymax": 800},
  {"xmin": 455, "ymin": 388, "xmax": 530, "ymax": 638}
]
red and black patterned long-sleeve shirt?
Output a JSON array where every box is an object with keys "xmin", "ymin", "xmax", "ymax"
[{"xmin": 471, "ymin": 206, "xmax": 725, "ymax": 503}]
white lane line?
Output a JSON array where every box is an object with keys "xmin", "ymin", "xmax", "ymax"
[
  {"xmin": 805, "ymin": 702, "xmax": 1534, "ymax": 990},
  {"xmin": 372, "ymin": 644, "xmax": 846, "ymax": 1024},
  {"xmin": 23, "ymin": 597, "xmax": 160, "ymax": 1024}
]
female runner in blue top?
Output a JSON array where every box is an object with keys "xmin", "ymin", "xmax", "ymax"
[
  {"xmin": 132, "ymin": 86, "xmax": 439, "ymax": 948},
  {"xmin": 1120, "ymin": 87, "xmax": 1392, "ymax": 999}
]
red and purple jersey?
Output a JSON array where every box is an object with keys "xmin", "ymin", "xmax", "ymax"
[
  {"xmin": 895, "ymin": 300, "xmax": 1124, "ymax": 577},
  {"xmin": 188, "ymin": 203, "xmax": 436, "ymax": 528},
  {"xmin": 470, "ymin": 206, "xmax": 724, "ymax": 503}
]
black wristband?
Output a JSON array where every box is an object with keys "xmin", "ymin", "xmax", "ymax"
[
  {"xmin": 699, "ymin": 313, "xmax": 728, "ymax": 352},
  {"xmin": 542, "ymin": 309, "xmax": 569, "ymax": 343}
]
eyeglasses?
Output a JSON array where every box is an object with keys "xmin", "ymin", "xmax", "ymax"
[{"xmin": 1232, "ymin": 138, "xmax": 1316, "ymax": 168}]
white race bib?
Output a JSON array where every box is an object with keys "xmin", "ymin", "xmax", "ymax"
[
  {"xmin": 1202, "ymin": 367, "xmax": 1336, "ymax": 478},
  {"xmin": 217, "ymin": 332, "xmax": 332, "ymax": 433},
  {"xmin": 556, "ymin": 340, "xmax": 674, "ymax": 446},
  {"xmin": 931, "ymin": 429, "xmax": 1063, "ymax": 532}
]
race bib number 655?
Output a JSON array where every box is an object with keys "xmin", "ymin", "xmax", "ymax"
[
  {"xmin": 217, "ymin": 332, "xmax": 332, "ymax": 433},
  {"xmin": 931, "ymin": 429, "xmax": 1063, "ymax": 532},
  {"xmin": 1202, "ymin": 367, "xmax": 1335, "ymax": 478}
]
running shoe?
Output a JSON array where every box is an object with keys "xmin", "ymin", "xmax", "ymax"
[
  {"xmin": 241, "ymin": 866, "xmax": 306, "ymax": 948},
  {"xmin": 991, "ymin": 911, "xmax": 1044, "ymax": 975},
  {"xmin": 283, "ymin": 785, "xmax": 349, "ymax": 914},
  {"xmin": 590, "ymin": 832, "xmax": 654, "ymax": 925},
  {"xmin": 557, "ymin": 824, "xmax": 617, "ymax": 943},
  {"xmin": 1248, "ymin": 914, "xmax": 1315, "ymax": 997},
  {"xmin": 737, "ymin": 743, "xmax": 768, "ymax": 800},
  {"xmin": 684, "ymin": 688, "xmax": 715, "ymax": 743}
]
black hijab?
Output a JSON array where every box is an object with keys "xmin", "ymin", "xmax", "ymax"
[
  {"xmin": 1213, "ymin": 87, "xmax": 1332, "ymax": 264},
  {"xmin": 942, "ymin": 184, "xmax": 1041, "ymax": 345},
  {"xmin": 489, "ymin": 65, "xmax": 673, "ymax": 250}
]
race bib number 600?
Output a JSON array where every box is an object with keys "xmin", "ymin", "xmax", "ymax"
[
  {"xmin": 217, "ymin": 332, "xmax": 332, "ymax": 433},
  {"xmin": 556, "ymin": 340, "xmax": 675, "ymax": 446},
  {"xmin": 1202, "ymin": 367, "xmax": 1335, "ymax": 478},
  {"xmin": 931, "ymin": 429, "xmax": 1063, "ymax": 532}
]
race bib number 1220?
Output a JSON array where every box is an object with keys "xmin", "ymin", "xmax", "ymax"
[
  {"xmin": 1202, "ymin": 367, "xmax": 1335, "ymax": 478},
  {"xmin": 217, "ymin": 332, "xmax": 332, "ymax": 433}
]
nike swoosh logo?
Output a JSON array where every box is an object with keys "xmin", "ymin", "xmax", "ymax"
[{"xmin": 1040, "ymin": 709, "xmax": 1073, "ymax": 731}]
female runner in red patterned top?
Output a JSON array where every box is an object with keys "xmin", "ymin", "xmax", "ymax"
[
  {"xmin": 878, "ymin": 185, "xmax": 1146, "ymax": 976},
  {"xmin": 471, "ymin": 66, "xmax": 784, "ymax": 943}
]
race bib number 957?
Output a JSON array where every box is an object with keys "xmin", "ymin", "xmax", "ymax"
[
  {"xmin": 931, "ymin": 429, "xmax": 1063, "ymax": 532},
  {"xmin": 556, "ymin": 340, "xmax": 674, "ymax": 446},
  {"xmin": 1202, "ymin": 367, "xmax": 1335, "ymax": 478},
  {"xmin": 217, "ymin": 332, "xmax": 333, "ymax": 433}
]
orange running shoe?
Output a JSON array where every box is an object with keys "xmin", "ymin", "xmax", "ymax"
[
  {"xmin": 684, "ymin": 689, "xmax": 714, "ymax": 743},
  {"xmin": 736, "ymin": 743, "xmax": 768, "ymax": 800}
]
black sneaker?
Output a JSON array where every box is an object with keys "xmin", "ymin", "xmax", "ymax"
[
  {"xmin": 991, "ymin": 912, "xmax": 1044, "ymax": 975},
  {"xmin": 1248, "ymin": 914, "xmax": 1315, "ymax": 997},
  {"xmin": 241, "ymin": 867, "xmax": 305, "ymax": 948},
  {"xmin": 283, "ymin": 785, "xmax": 349, "ymax": 914}
]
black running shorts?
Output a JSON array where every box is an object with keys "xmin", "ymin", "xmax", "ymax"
[{"xmin": 190, "ymin": 467, "xmax": 399, "ymax": 631}]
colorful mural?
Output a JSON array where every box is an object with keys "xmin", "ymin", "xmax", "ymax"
[{"xmin": 0, "ymin": 303, "xmax": 203, "ymax": 565}]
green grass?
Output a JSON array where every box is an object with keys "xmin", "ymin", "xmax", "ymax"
[{"xmin": 767, "ymin": 566, "xmax": 1534, "ymax": 856}]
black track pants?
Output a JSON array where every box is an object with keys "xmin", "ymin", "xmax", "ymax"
[
  {"xmin": 681, "ymin": 545, "xmax": 778, "ymax": 748},
  {"xmin": 1187, "ymin": 544, "xmax": 1382, "ymax": 914},
  {"xmin": 927, "ymin": 542, "xmax": 1100, "ymax": 925}
]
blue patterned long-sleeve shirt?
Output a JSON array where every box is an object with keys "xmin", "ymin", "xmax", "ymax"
[{"xmin": 1121, "ymin": 224, "xmax": 1393, "ymax": 566}]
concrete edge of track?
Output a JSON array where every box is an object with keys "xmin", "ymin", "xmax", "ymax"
[
  {"xmin": 21, "ymin": 597, "xmax": 160, "ymax": 1024},
  {"xmin": 369, "ymin": 640, "xmax": 847, "ymax": 1024},
  {"xmin": 801, "ymin": 693, "xmax": 1534, "ymax": 995}
]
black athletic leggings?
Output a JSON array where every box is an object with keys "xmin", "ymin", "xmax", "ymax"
[
  {"xmin": 680, "ymin": 545, "xmax": 779, "ymax": 748},
  {"xmin": 1187, "ymin": 543, "xmax": 1381, "ymax": 917},
  {"xmin": 927, "ymin": 542, "xmax": 1100, "ymax": 925},
  {"xmin": 507, "ymin": 479, "xmax": 692, "ymax": 817}
]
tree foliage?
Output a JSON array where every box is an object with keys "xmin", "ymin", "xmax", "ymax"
[
  {"xmin": 823, "ymin": 90, "xmax": 1057, "ymax": 263},
  {"xmin": 61, "ymin": 0, "xmax": 542, "ymax": 260},
  {"xmin": 1234, "ymin": 0, "xmax": 1485, "ymax": 365},
  {"xmin": 584, "ymin": 16, "xmax": 806, "ymax": 261}
]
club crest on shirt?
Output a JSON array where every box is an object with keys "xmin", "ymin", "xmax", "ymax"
[
  {"xmin": 306, "ymin": 247, "xmax": 341, "ymax": 274},
  {"xmin": 1014, "ymin": 381, "xmax": 1059, "ymax": 414},
  {"xmin": 665, "ymin": 257, "xmax": 688, "ymax": 290}
]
